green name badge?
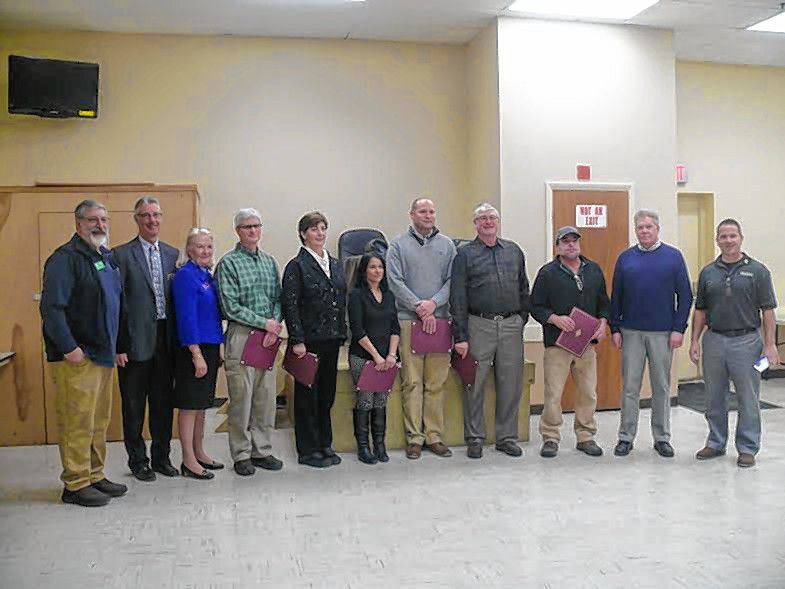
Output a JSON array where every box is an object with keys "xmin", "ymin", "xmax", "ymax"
[{"xmin": 94, "ymin": 260, "xmax": 106, "ymax": 271}]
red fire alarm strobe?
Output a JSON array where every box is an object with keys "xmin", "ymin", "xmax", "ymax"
[
  {"xmin": 577, "ymin": 164, "xmax": 591, "ymax": 181},
  {"xmin": 676, "ymin": 163, "xmax": 687, "ymax": 184}
]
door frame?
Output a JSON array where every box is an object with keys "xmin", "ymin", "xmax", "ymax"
[{"xmin": 545, "ymin": 180, "xmax": 636, "ymax": 266}]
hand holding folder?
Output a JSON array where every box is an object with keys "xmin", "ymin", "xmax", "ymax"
[
  {"xmin": 240, "ymin": 330, "xmax": 281, "ymax": 370},
  {"xmin": 451, "ymin": 351, "xmax": 478, "ymax": 386},
  {"xmin": 356, "ymin": 361, "xmax": 399, "ymax": 393},
  {"xmin": 283, "ymin": 346, "xmax": 319, "ymax": 387},
  {"xmin": 410, "ymin": 319, "xmax": 452, "ymax": 354},
  {"xmin": 554, "ymin": 308, "xmax": 601, "ymax": 358}
]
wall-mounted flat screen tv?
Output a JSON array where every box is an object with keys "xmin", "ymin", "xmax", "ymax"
[{"xmin": 8, "ymin": 55, "xmax": 99, "ymax": 119}]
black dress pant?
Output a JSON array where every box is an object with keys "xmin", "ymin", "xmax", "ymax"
[
  {"xmin": 294, "ymin": 340, "xmax": 340, "ymax": 457},
  {"xmin": 117, "ymin": 321, "xmax": 174, "ymax": 470}
]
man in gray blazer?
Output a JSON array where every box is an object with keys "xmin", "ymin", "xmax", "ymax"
[{"xmin": 114, "ymin": 196, "xmax": 180, "ymax": 480}]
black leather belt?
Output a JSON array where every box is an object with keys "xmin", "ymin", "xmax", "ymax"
[
  {"xmin": 472, "ymin": 311, "xmax": 519, "ymax": 321},
  {"xmin": 711, "ymin": 327, "xmax": 757, "ymax": 337}
]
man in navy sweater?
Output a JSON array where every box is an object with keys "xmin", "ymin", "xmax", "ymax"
[{"xmin": 610, "ymin": 209, "xmax": 693, "ymax": 458}]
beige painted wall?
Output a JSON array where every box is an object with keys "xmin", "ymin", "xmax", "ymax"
[
  {"xmin": 465, "ymin": 22, "xmax": 500, "ymax": 214},
  {"xmin": 496, "ymin": 18, "xmax": 678, "ymax": 272},
  {"xmin": 676, "ymin": 61, "xmax": 785, "ymax": 299},
  {"xmin": 0, "ymin": 30, "xmax": 472, "ymax": 261}
]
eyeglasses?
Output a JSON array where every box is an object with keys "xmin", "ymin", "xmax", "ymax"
[
  {"xmin": 136, "ymin": 212, "xmax": 163, "ymax": 220},
  {"xmin": 238, "ymin": 223, "xmax": 262, "ymax": 231},
  {"xmin": 476, "ymin": 215, "xmax": 498, "ymax": 222},
  {"xmin": 81, "ymin": 216, "xmax": 110, "ymax": 225}
]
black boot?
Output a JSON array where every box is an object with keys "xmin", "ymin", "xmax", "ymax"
[
  {"xmin": 371, "ymin": 407, "xmax": 389, "ymax": 463},
  {"xmin": 353, "ymin": 409, "xmax": 377, "ymax": 465}
]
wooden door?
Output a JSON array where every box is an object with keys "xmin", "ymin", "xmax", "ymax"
[
  {"xmin": 676, "ymin": 193, "xmax": 714, "ymax": 381},
  {"xmin": 0, "ymin": 184, "xmax": 199, "ymax": 446},
  {"xmin": 552, "ymin": 190, "xmax": 629, "ymax": 410}
]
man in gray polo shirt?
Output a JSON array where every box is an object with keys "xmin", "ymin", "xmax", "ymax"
[{"xmin": 689, "ymin": 218, "xmax": 780, "ymax": 468}]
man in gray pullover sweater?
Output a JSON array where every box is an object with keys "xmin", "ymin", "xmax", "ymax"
[{"xmin": 387, "ymin": 198, "xmax": 457, "ymax": 459}]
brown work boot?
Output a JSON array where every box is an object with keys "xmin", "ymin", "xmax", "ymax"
[
  {"xmin": 426, "ymin": 441, "xmax": 453, "ymax": 457},
  {"xmin": 405, "ymin": 443, "xmax": 422, "ymax": 459},
  {"xmin": 695, "ymin": 446, "xmax": 726, "ymax": 461},
  {"xmin": 737, "ymin": 453, "xmax": 755, "ymax": 468}
]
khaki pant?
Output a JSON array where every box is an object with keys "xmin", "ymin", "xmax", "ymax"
[
  {"xmin": 539, "ymin": 346, "xmax": 598, "ymax": 443},
  {"xmin": 52, "ymin": 360, "xmax": 113, "ymax": 491},
  {"xmin": 398, "ymin": 320, "xmax": 450, "ymax": 445},
  {"xmin": 224, "ymin": 322, "xmax": 277, "ymax": 462}
]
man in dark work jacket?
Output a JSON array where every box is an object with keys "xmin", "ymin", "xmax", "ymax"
[{"xmin": 530, "ymin": 226, "xmax": 610, "ymax": 459}]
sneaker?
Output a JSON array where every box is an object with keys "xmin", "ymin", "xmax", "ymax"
[
  {"xmin": 251, "ymin": 455, "xmax": 284, "ymax": 471},
  {"xmin": 91, "ymin": 479, "xmax": 128, "ymax": 497},
  {"xmin": 62, "ymin": 486, "xmax": 110, "ymax": 507},
  {"xmin": 654, "ymin": 441, "xmax": 675, "ymax": 458},
  {"xmin": 467, "ymin": 441, "xmax": 483, "ymax": 459},
  {"xmin": 234, "ymin": 459, "xmax": 256, "ymax": 476},
  {"xmin": 426, "ymin": 442, "xmax": 453, "ymax": 458},
  {"xmin": 576, "ymin": 440, "xmax": 603, "ymax": 457},
  {"xmin": 405, "ymin": 443, "xmax": 422, "ymax": 460},
  {"xmin": 737, "ymin": 453, "xmax": 755, "ymax": 468},
  {"xmin": 540, "ymin": 440, "xmax": 559, "ymax": 458},
  {"xmin": 696, "ymin": 446, "xmax": 726, "ymax": 461},
  {"xmin": 495, "ymin": 440, "xmax": 523, "ymax": 457},
  {"xmin": 614, "ymin": 440, "xmax": 633, "ymax": 456}
]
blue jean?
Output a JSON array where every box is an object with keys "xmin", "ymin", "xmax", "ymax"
[{"xmin": 701, "ymin": 330, "xmax": 763, "ymax": 455}]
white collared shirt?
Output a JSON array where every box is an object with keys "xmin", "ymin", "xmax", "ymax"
[
  {"xmin": 304, "ymin": 246, "xmax": 331, "ymax": 278},
  {"xmin": 637, "ymin": 240, "xmax": 662, "ymax": 252}
]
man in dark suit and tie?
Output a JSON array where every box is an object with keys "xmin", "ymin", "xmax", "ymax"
[{"xmin": 114, "ymin": 196, "xmax": 180, "ymax": 480}]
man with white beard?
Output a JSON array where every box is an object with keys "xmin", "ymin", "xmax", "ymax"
[{"xmin": 40, "ymin": 199, "xmax": 128, "ymax": 507}]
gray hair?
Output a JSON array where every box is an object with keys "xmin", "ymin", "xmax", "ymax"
[
  {"xmin": 133, "ymin": 195, "xmax": 161, "ymax": 214},
  {"xmin": 181, "ymin": 227, "xmax": 215, "ymax": 268},
  {"xmin": 233, "ymin": 208, "xmax": 262, "ymax": 229},
  {"xmin": 409, "ymin": 197, "xmax": 434, "ymax": 213},
  {"xmin": 472, "ymin": 202, "xmax": 500, "ymax": 221},
  {"xmin": 633, "ymin": 209, "xmax": 660, "ymax": 227},
  {"xmin": 74, "ymin": 199, "xmax": 107, "ymax": 219}
]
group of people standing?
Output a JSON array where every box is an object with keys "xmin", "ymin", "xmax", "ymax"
[{"xmin": 40, "ymin": 195, "xmax": 779, "ymax": 508}]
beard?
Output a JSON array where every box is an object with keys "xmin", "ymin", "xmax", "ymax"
[{"xmin": 88, "ymin": 230, "xmax": 109, "ymax": 249}]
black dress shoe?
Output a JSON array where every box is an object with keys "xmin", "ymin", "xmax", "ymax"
[
  {"xmin": 197, "ymin": 459, "xmax": 225, "ymax": 470},
  {"xmin": 614, "ymin": 440, "xmax": 633, "ymax": 456},
  {"xmin": 654, "ymin": 441, "xmax": 675, "ymax": 458},
  {"xmin": 234, "ymin": 459, "xmax": 256, "ymax": 476},
  {"xmin": 91, "ymin": 478, "xmax": 128, "ymax": 497},
  {"xmin": 152, "ymin": 463, "xmax": 180, "ymax": 477},
  {"xmin": 180, "ymin": 463, "xmax": 215, "ymax": 480},
  {"xmin": 297, "ymin": 453, "xmax": 332, "ymax": 468},
  {"xmin": 131, "ymin": 465, "xmax": 156, "ymax": 482},
  {"xmin": 62, "ymin": 486, "xmax": 110, "ymax": 507},
  {"xmin": 321, "ymin": 448, "xmax": 342, "ymax": 466},
  {"xmin": 251, "ymin": 455, "xmax": 284, "ymax": 471}
]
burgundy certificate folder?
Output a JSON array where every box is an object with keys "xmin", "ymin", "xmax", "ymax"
[
  {"xmin": 451, "ymin": 351, "xmax": 478, "ymax": 387},
  {"xmin": 240, "ymin": 330, "xmax": 281, "ymax": 370},
  {"xmin": 356, "ymin": 361, "xmax": 400, "ymax": 393},
  {"xmin": 555, "ymin": 307, "xmax": 601, "ymax": 358},
  {"xmin": 283, "ymin": 347, "xmax": 319, "ymax": 387},
  {"xmin": 410, "ymin": 319, "xmax": 452, "ymax": 354}
]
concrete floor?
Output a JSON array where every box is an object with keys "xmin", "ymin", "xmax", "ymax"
[{"xmin": 2, "ymin": 381, "xmax": 785, "ymax": 589}]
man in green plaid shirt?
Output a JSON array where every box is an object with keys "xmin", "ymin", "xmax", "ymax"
[{"xmin": 215, "ymin": 208, "xmax": 284, "ymax": 477}]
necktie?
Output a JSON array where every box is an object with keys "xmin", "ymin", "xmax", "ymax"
[{"xmin": 149, "ymin": 244, "xmax": 166, "ymax": 319}]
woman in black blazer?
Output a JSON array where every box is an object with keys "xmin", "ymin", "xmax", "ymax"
[
  {"xmin": 347, "ymin": 253, "xmax": 400, "ymax": 465},
  {"xmin": 281, "ymin": 212, "xmax": 347, "ymax": 468}
]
